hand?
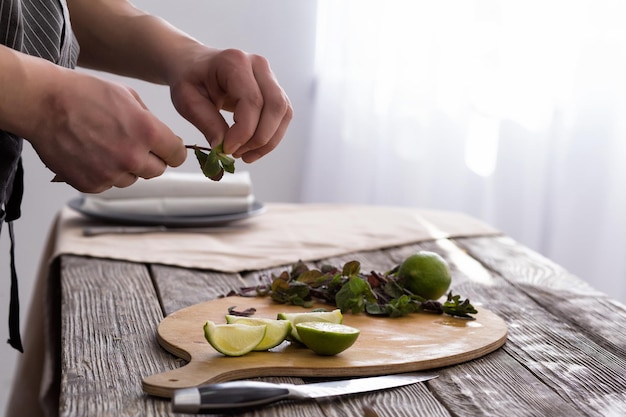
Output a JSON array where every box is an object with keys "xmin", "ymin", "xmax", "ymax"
[
  {"xmin": 27, "ymin": 70, "xmax": 187, "ymax": 193},
  {"xmin": 169, "ymin": 48, "xmax": 293, "ymax": 163}
]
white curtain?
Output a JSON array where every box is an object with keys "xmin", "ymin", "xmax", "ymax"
[{"xmin": 301, "ymin": 0, "xmax": 626, "ymax": 303}]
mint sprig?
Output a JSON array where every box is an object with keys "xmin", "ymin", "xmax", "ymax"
[{"xmin": 186, "ymin": 144, "xmax": 235, "ymax": 181}]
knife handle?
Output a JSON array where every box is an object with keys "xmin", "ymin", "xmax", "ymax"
[{"xmin": 172, "ymin": 381, "xmax": 293, "ymax": 414}]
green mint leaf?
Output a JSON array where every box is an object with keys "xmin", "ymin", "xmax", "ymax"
[
  {"xmin": 190, "ymin": 144, "xmax": 236, "ymax": 181},
  {"xmin": 207, "ymin": 149, "xmax": 225, "ymax": 180},
  {"xmin": 383, "ymin": 280, "xmax": 405, "ymax": 299},
  {"xmin": 218, "ymin": 154, "xmax": 236, "ymax": 174},
  {"xmin": 442, "ymin": 291, "xmax": 477, "ymax": 319},
  {"xmin": 335, "ymin": 276, "xmax": 375, "ymax": 314},
  {"xmin": 269, "ymin": 271, "xmax": 312, "ymax": 307},
  {"xmin": 290, "ymin": 260, "xmax": 310, "ymax": 278},
  {"xmin": 364, "ymin": 301, "xmax": 388, "ymax": 315},
  {"xmin": 194, "ymin": 147, "xmax": 222, "ymax": 180},
  {"xmin": 193, "ymin": 148, "xmax": 209, "ymax": 172},
  {"xmin": 342, "ymin": 260, "xmax": 361, "ymax": 276},
  {"xmin": 385, "ymin": 294, "xmax": 419, "ymax": 317},
  {"xmin": 297, "ymin": 270, "xmax": 326, "ymax": 285}
]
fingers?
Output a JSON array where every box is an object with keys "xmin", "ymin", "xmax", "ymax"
[
  {"xmin": 171, "ymin": 81, "xmax": 230, "ymax": 149},
  {"xmin": 112, "ymin": 172, "xmax": 139, "ymax": 189},
  {"xmin": 128, "ymin": 87, "xmax": 188, "ymax": 169},
  {"xmin": 171, "ymin": 49, "xmax": 292, "ymax": 161},
  {"xmin": 223, "ymin": 55, "xmax": 293, "ymax": 160},
  {"xmin": 146, "ymin": 124, "xmax": 187, "ymax": 168},
  {"xmin": 239, "ymin": 106, "xmax": 292, "ymax": 163},
  {"xmin": 133, "ymin": 151, "xmax": 168, "ymax": 179},
  {"xmin": 89, "ymin": 106, "xmax": 185, "ymax": 190}
]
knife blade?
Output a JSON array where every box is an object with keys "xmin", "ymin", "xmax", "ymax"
[
  {"xmin": 171, "ymin": 372, "xmax": 438, "ymax": 414},
  {"xmin": 82, "ymin": 225, "xmax": 247, "ymax": 236}
]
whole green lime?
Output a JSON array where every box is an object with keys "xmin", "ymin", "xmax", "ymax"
[{"xmin": 397, "ymin": 251, "xmax": 451, "ymax": 300}]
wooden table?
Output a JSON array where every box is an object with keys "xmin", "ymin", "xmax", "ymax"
[{"xmin": 56, "ymin": 234, "xmax": 626, "ymax": 416}]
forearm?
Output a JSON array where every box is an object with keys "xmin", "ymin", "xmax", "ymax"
[
  {"xmin": 0, "ymin": 45, "xmax": 65, "ymax": 139},
  {"xmin": 67, "ymin": 0, "xmax": 211, "ymax": 85}
]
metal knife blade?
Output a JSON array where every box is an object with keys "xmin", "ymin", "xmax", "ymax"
[
  {"xmin": 171, "ymin": 372, "xmax": 438, "ymax": 414},
  {"xmin": 82, "ymin": 225, "xmax": 247, "ymax": 236}
]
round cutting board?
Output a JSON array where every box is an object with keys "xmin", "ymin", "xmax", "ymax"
[{"xmin": 142, "ymin": 296, "xmax": 507, "ymax": 398}]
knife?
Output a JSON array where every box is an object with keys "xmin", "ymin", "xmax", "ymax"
[
  {"xmin": 171, "ymin": 372, "xmax": 437, "ymax": 414},
  {"xmin": 82, "ymin": 225, "xmax": 247, "ymax": 236}
]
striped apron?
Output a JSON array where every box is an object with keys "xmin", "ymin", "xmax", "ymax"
[{"xmin": 0, "ymin": 0, "xmax": 79, "ymax": 352}]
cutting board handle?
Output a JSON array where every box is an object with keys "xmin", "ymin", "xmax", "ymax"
[
  {"xmin": 143, "ymin": 357, "xmax": 268, "ymax": 398},
  {"xmin": 143, "ymin": 360, "xmax": 215, "ymax": 398}
]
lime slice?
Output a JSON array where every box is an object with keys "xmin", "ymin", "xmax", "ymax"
[
  {"xmin": 203, "ymin": 321, "xmax": 266, "ymax": 356},
  {"xmin": 224, "ymin": 315, "xmax": 292, "ymax": 350},
  {"xmin": 277, "ymin": 309, "xmax": 343, "ymax": 343},
  {"xmin": 295, "ymin": 322, "xmax": 360, "ymax": 356}
]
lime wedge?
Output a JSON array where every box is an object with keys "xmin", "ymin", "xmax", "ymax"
[
  {"xmin": 203, "ymin": 321, "xmax": 266, "ymax": 356},
  {"xmin": 296, "ymin": 322, "xmax": 360, "ymax": 355},
  {"xmin": 276, "ymin": 309, "xmax": 343, "ymax": 343},
  {"xmin": 224, "ymin": 315, "xmax": 292, "ymax": 350}
]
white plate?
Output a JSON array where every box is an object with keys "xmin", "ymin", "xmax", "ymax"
[{"xmin": 67, "ymin": 197, "xmax": 265, "ymax": 227}]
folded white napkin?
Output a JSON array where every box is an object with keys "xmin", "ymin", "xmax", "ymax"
[{"xmin": 81, "ymin": 171, "xmax": 254, "ymax": 217}]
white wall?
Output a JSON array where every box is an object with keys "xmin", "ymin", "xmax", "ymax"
[{"xmin": 1, "ymin": 1, "xmax": 317, "ymax": 413}]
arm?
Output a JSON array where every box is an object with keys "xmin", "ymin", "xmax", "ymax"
[
  {"xmin": 0, "ymin": 45, "xmax": 58, "ymax": 139},
  {"xmin": 67, "ymin": 0, "xmax": 293, "ymax": 162},
  {"xmin": 67, "ymin": 0, "xmax": 200, "ymax": 85}
]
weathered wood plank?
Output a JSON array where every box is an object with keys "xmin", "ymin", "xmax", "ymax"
[
  {"xmin": 431, "ymin": 350, "xmax": 585, "ymax": 417},
  {"xmin": 455, "ymin": 236, "xmax": 600, "ymax": 293},
  {"xmin": 457, "ymin": 237, "xmax": 626, "ymax": 353},
  {"xmin": 150, "ymin": 264, "xmax": 244, "ymax": 315},
  {"xmin": 151, "ymin": 263, "xmax": 311, "ymax": 316},
  {"xmin": 59, "ymin": 255, "xmax": 179, "ymax": 417},
  {"xmin": 315, "ymin": 381, "xmax": 450, "ymax": 417},
  {"xmin": 515, "ymin": 285, "xmax": 626, "ymax": 355},
  {"xmin": 449, "ymin": 237, "xmax": 626, "ymax": 417}
]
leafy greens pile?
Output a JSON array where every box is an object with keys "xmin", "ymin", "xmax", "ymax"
[{"xmin": 233, "ymin": 260, "xmax": 478, "ymax": 319}]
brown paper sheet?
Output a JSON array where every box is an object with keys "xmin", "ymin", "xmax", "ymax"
[{"xmin": 52, "ymin": 203, "xmax": 500, "ymax": 272}]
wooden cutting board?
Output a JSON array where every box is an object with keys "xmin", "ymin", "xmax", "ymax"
[{"xmin": 142, "ymin": 296, "xmax": 508, "ymax": 398}]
